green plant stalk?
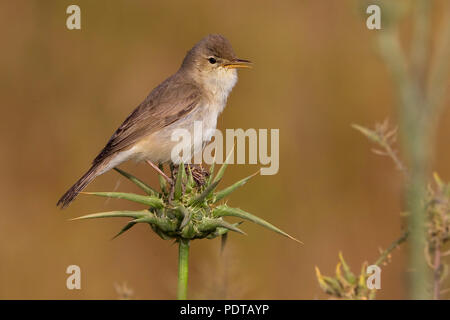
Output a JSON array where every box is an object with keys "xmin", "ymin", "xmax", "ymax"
[
  {"xmin": 177, "ymin": 239, "xmax": 190, "ymax": 300},
  {"xmin": 376, "ymin": 2, "xmax": 434, "ymax": 298},
  {"xmin": 407, "ymin": 2, "xmax": 433, "ymax": 299},
  {"xmin": 406, "ymin": 136, "xmax": 430, "ymax": 300}
]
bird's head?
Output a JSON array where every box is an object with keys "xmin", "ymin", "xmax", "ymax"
[{"xmin": 181, "ymin": 34, "xmax": 252, "ymax": 95}]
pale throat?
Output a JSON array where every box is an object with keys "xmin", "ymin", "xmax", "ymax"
[
  {"xmin": 196, "ymin": 67, "xmax": 238, "ymax": 148},
  {"xmin": 200, "ymin": 67, "xmax": 238, "ymax": 114}
]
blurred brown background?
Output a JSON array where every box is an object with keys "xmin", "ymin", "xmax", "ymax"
[{"xmin": 0, "ymin": 0, "xmax": 449, "ymax": 299}]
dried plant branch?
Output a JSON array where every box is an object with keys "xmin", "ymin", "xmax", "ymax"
[
  {"xmin": 352, "ymin": 120, "xmax": 407, "ymax": 177},
  {"xmin": 374, "ymin": 231, "xmax": 409, "ymax": 267}
]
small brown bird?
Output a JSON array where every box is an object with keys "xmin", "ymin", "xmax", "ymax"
[{"xmin": 57, "ymin": 34, "xmax": 251, "ymax": 208}]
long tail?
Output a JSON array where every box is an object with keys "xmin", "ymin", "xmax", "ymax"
[{"xmin": 57, "ymin": 163, "xmax": 104, "ymax": 208}]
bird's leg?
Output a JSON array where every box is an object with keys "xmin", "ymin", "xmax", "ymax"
[
  {"xmin": 170, "ymin": 163, "xmax": 176, "ymax": 179},
  {"xmin": 168, "ymin": 163, "xmax": 176, "ymax": 201},
  {"xmin": 146, "ymin": 160, "xmax": 173, "ymax": 185}
]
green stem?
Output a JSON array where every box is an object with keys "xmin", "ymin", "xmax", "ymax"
[
  {"xmin": 177, "ymin": 238, "xmax": 190, "ymax": 300},
  {"xmin": 376, "ymin": 3, "xmax": 433, "ymax": 299}
]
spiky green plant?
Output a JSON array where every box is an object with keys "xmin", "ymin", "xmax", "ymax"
[{"xmin": 72, "ymin": 159, "xmax": 300, "ymax": 299}]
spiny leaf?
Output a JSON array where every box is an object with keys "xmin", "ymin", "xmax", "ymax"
[
  {"xmin": 112, "ymin": 221, "xmax": 137, "ymax": 239},
  {"xmin": 80, "ymin": 192, "xmax": 164, "ymax": 208},
  {"xmin": 174, "ymin": 162, "xmax": 184, "ymax": 200},
  {"xmin": 213, "ymin": 147, "xmax": 234, "ymax": 184},
  {"xmin": 177, "ymin": 205, "xmax": 191, "ymax": 229},
  {"xmin": 134, "ymin": 216, "xmax": 177, "ymax": 232},
  {"xmin": 215, "ymin": 219, "xmax": 246, "ymax": 235},
  {"xmin": 198, "ymin": 218, "xmax": 246, "ymax": 235},
  {"xmin": 113, "ymin": 168, "xmax": 158, "ymax": 196},
  {"xmin": 205, "ymin": 150, "xmax": 218, "ymax": 186},
  {"xmin": 213, "ymin": 171, "xmax": 259, "ymax": 203},
  {"xmin": 71, "ymin": 210, "xmax": 151, "ymax": 221},
  {"xmin": 206, "ymin": 222, "xmax": 244, "ymax": 240},
  {"xmin": 188, "ymin": 180, "xmax": 221, "ymax": 207},
  {"xmin": 151, "ymin": 224, "xmax": 174, "ymax": 240},
  {"xmin": 213, "ymin": 205, "xmax": 302, "ymax": 243},
  {"xmin": 131, "ymin": 217, "xmax": 157, "ymax": 224}
]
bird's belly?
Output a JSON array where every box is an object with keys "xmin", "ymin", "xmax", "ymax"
[{"xmin": 131, "ymin": 104, "xmax": 221, "ymax": 164}]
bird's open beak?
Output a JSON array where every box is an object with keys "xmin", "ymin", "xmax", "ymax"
[{"xmin": 223, "ymin": 59, "xmax": 253, "ymax": 69}]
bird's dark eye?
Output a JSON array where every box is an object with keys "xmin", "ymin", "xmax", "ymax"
[{"xmin": 208, "ymin": 57, "xmax": 217, "ymax": 64}]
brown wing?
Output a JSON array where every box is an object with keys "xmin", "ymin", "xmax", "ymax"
[{"xmin": 93, "ymin": 72, "xmax": 202, "ymax": 165}]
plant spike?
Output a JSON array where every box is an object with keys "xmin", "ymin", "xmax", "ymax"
[
  {"xmin": 112, "ymin": 221, "xmax": 137, "ymax": 239},
  {"xmin": 113, "ymin": 167, "xmax": 158, "ymax": 196},
  {"xmin": 197, "ymin": 218, "xmax": 246, "ymax": 235},
  {"xmin": 205, "ymin": 150, "xmax": 218, "ymax": 186},
  {"xmin": 206, "ymin": 222, "xmax": 244, "ymax": 240},
  {"xmin": 80, "ymin": 191, "xmax": 164, "ymax": 208},
  {"xmin": 213, "ymin": 146, "xmax": 234, "ymax": 184},
  {"xmin": 213, "ymin": 205, "xmax": 302, "ymax": 243},
  {"xmin": 71, "ymin": 210, "xmax": 151, "ymax": 221},
  {"xmin": 213, "ymin": 171, "xmax": 259, "ymax": 203},
  {"xmin": 215, "ymin": 220, "xmax": 246, "ymax": 235}
]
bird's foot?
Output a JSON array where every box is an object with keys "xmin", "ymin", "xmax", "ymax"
[{"xmin": 189, "ymin": 164, "xmax": 210, "ymax": 186}]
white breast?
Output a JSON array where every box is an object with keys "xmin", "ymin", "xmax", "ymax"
[
  {"xmin": 186, "ymin": 68, "xmax": 238, "ymax": 161},
  {"xmin": 201, "ymin": 68, "xmax": 237, "ymax": 140},
  {"xmin": 202, "ymin": 68, "xmax": 238, "ymax": 113}
]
